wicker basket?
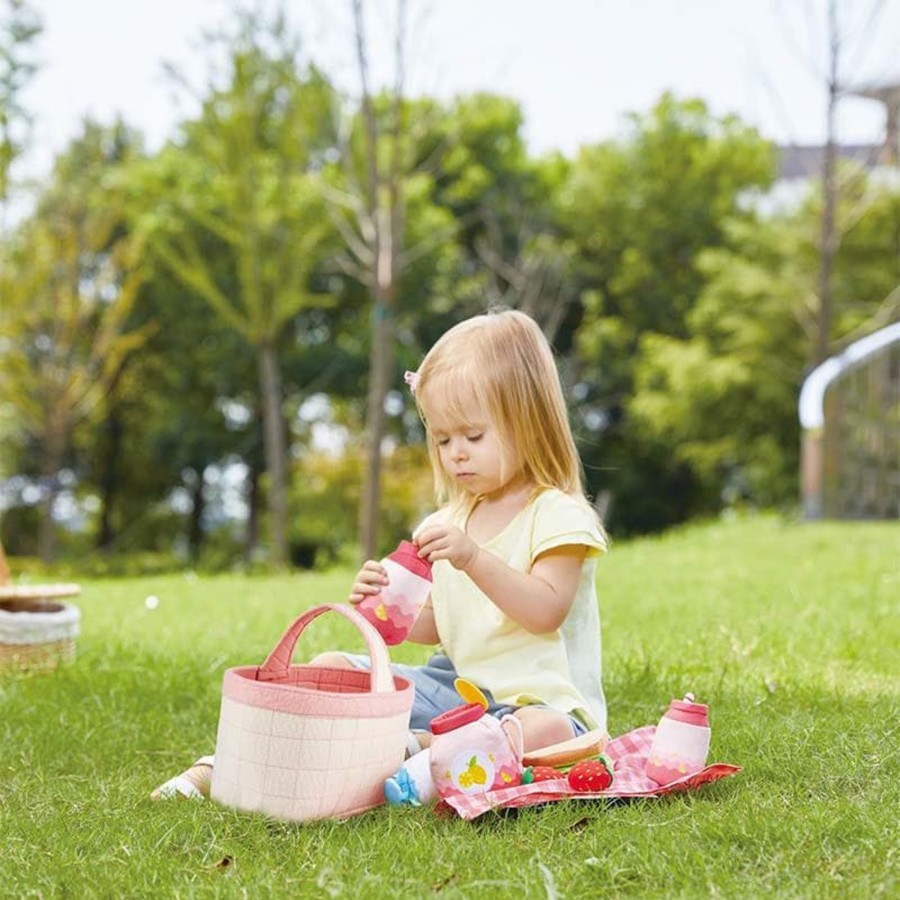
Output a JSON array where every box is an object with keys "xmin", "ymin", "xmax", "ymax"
[{"xmin": 0, "ymin": 593, "xmax": 81, "ymax": 672}]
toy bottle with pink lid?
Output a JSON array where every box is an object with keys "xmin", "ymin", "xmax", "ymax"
[
  {"xmin": 646, "ymin": 693, "xmax": 711, "ymax": 785},
  {"xmin": 356, "ymin": 540, "xmax": 433, "ymax": 645}
]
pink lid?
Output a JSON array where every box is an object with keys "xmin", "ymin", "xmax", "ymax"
[
  {"xmin": 387, "ymin": 540, "xmax": 433, "ymax": 581},
  {"xmin": 666, "ymin": 698, "xmax": 709, "ymax": 727},
  {"xmin": 430, "ymin": 702, "xmax": 484, "ymax": 734}
]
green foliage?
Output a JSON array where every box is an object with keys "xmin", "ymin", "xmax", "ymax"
[
  {"xmin": 629, "ymin": 215, "xmax": 809, "ymax": 506},
  {"xmin": 0, "ymin": 120, "xmax": 152, "ymax": 558},
  {"xmin": 290, "ymin": 443, "xmax": 433, "ymax": 566},
  {"xmin": 128, "ymin": 12, "xmax": 345, "ymax": 567},
  {"xmin": 829, "ymin": 175, "xmax": 900, "ymax": 335},
  {"xmin": 419, "ymin": 93, "xmax": 572, "ymax": 330},
  {"xmin": 1, "ymin": 7, "xmax": 896, "ymax": 564},
  {"xmin": 565, "ymin": 94, "xmax": 776, "ymax": 337},
  {"xmin": 0, "ymin": 120, "xmax": 149, "ymax": 439},
  {"xmin": 629, "ymin": 176, "xmax": 900, "ymax": 510},
  {"xmin": 0, "ymin": 0, "xmax": 40, "ymax": 205},
  {"xmin": 135, "ymin": 19, "xmax": 339, "ymax": 344},
  {"xmin": 1, "ymin": 516, "xmax": 897, "ymax": 896},
  {"xmin": 565, "ymin": 94, "xmax": 778, "ymax": 533}
]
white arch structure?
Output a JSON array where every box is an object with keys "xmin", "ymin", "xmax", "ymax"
[{"xmin": 799, "ymin": 321, "xmax": 900, "ymax": 518}]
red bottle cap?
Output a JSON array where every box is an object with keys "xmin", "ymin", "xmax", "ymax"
[
  {"xmin": 387, "ymin": 540, "xmax": 433, "ymax": 581},
  {"xmin": 430, "ymin": 703, "xmax": 484, "ymax": 734},
  {"xmin": 667, "ymin": 698, "xmax": 709, "ymax": 727}
]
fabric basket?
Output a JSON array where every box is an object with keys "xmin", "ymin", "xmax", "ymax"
[
  {"xmin": 0, "ymin": 597, "xmax": 81, "ymax": 672},
  {"xmin": 210, "ymin": 603, "xmax": 414, "ymax": 822}
]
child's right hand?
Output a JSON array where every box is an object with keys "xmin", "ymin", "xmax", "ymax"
[{"xmin": 348, "ymin": 559, "xmax": 389, "ymax": 604}]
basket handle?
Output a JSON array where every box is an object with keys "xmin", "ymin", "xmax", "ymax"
[{"xmin": 256, "ymin": 603, "xmax": 395, "ymax": 693}]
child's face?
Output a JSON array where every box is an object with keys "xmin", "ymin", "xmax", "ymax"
[{"xmin": 426, "ymin": 401, "xmax": 518, "ymax": 499}]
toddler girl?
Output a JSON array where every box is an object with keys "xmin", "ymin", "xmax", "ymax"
[
  {"xmin": 341, "ymin": 309, "xmax": 610, "ymax": 803},
  {"xmin": 152, "ymin": 309, "xmax": 608, "ymax": 801}
]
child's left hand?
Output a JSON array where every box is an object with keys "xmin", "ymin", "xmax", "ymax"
[{"xmin": 415, "ymin": 524, "xmax": 479, "ymax": 571}]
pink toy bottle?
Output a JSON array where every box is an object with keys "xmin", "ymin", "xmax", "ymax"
[
  {"xmin": 356, "ymin": 540, "xmax": 432, "ymax": 645},
  {"xmin": 428, "ymin": 703, "xmax": 524, "ymax": 802},
  {"xmin": 646, "ymin": 693, "xmax": 711, "ymax": 785}
]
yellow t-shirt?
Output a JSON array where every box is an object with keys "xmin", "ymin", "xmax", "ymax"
[{"xmin": 423, "ymin": 488, "xmax": 608, "ymax": 732}]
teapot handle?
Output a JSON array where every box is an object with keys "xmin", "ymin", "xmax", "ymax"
[{"xmin": 499, "ymin": 714, "xmax": 525, "ymax": 760}]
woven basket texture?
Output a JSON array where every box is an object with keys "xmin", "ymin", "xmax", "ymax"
[{"xmin": 0, "ymin": 599, "xmax": 81, "ymax": 672}]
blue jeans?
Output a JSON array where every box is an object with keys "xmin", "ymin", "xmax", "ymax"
[{"xmin": 342, "ymin": 651, "xmax": 587, "ymax": 736}]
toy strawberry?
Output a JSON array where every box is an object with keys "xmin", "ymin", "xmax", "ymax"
[
  {"xmin": 522, "ymin": 765, "xmax": 565, "ymax": 784},
  {"xmin": 567, "ymin": 756, "xmax": 613, "ymax": 792}
]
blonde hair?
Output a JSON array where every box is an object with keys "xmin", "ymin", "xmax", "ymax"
[{"xmin": 413, "ymin": 309, "xmax": 586, "ymax": 507}]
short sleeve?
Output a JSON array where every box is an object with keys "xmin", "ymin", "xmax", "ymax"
[{"xmin": 530, "ymin": 491, "xmax": 608, "ymax": 563}]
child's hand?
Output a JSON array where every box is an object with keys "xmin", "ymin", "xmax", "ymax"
[
  {"xmin": 415, "ymin": 524, "xmax": 479, "ymax": 571},
  {"xmin": 348, "ymin": 560, "xmax": 389, "ymax": 604}
]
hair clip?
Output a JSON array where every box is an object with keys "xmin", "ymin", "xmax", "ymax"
[{"xmin": 403, "ymin": 370, "xmax": 419, "ymax": 393}]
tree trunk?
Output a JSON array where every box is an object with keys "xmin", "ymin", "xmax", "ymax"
[
  {"xmin": 188, "ymin": 467, "xmax": 205, "ymax": 560},
  {"xmin": 359, "ymin": 286, "xmax": 393, "ymax": 561},
  {"xmin": 816, "ymin": 0, "xmax": 840, "ymax": 366},
  {"xmin": 0, "ymin": 539, "xmax": 10, "ymax": 584},
  {"xmin": 258, "ymin": 339, "xmax": 289, "ymax": 568},
  {"xmin": 38, "ymin": 411, "xmax": 67, "ymax": 564},
  {"xmin": 351, "ymin": 0, "xmax": 406, "ymax": 561},
  {"xmin": 97, "ymin": 410, "xmax": 123, "ymax": 551},
  {"xmin": 244, "ymin": 462, "xmax": 260, "ymax": 563}
]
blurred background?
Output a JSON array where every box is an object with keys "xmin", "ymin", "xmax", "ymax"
[{"xmin": 1, "ymin": 0, "xmax": 898, "ymax": 575}]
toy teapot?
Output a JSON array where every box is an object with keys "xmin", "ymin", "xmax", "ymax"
[
  {"xmin": 429, "ymin": 681, "xmax": 524, "ymax": 801},
  {"xmin": 382, "ymin": 678, "xmax": 524, "ymax": 807}
]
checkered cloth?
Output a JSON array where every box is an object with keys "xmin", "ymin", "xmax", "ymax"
[{"xmin": 443, "ymin": 725, "xmax": 741, "ymax": 820}]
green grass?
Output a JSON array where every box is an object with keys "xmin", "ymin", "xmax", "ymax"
[{"xmin": 1, "ymin": 514, "xmax": 898, "ymax": 898}]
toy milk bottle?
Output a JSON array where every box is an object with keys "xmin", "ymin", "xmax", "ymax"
[
  {"xmin": 356, "ymin": 540, "xmax": 432, "ymax": 645},
  {"xmin": 429, "ymin": 703, "xmax": 524, "ymax": 801},
  {"xmin": 646, "ymin": 693, "xmax": 711, "ymax": 785}
]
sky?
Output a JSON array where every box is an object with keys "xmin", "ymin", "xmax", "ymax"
[{"xmin": 18, "ymin": 0, "xmax": 900, "ymax": 180}]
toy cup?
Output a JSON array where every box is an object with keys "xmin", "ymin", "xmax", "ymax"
[
  {"xmin": 646, "ymin": 693, "xmax": 711, "ymax": 785},
  {"xmin": 429, "ymin": 703, "xmax": 524, "ymax": 801},
  {"xmin": 356, "ymin": 540, "xmax": 432, "ymax": 645}
]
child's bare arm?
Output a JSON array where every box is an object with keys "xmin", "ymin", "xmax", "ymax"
[
  {"xmin": 415, "ymin": 523, "xmax": 585, "ymax": 634},
  {"xmin": 406, "ymin": 602, "xmax": 439, "ymax": 644}
]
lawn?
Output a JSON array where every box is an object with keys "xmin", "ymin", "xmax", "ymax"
[{"xmin": 1, "ymin": 514, "xmax": 897, "ymax": 898}]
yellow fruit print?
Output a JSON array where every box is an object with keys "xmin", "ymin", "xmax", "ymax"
[
  {"xmin": 449, "ymin": 750, "xmax": 495, "ymax": 794},
  {"xmin": 375, "ymin": 603, "xmax": 387, "ymax": 621},
  {"xmin": 464, "ymin": 755, "xmax": 487, "ymax": 786}
]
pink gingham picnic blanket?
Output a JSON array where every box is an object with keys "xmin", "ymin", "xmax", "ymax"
[{"xmin": 443, "ymin": 725, "xmax": 741, "ymax": 820}]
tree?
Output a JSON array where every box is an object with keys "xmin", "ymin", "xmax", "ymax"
[
  {"xmin": 773, "ymin": 0, "xmax": 894, "ymax": 365},
  {"xmin": 629, "ymin": 168, "xmax": 900, "ymax": 512},
  {"xmin": 425, "ymin": 95, "xmax": 578, "ymax": 345},
  {"xmin": 136, "ymin": 12, "xmax": 339, "ymax": 568},
  {"xmin": 0, "ymin": 0, "xmax": 40, "ymax": 215},
  {"xmin": 82, "ymin": 255, "xmax": 258, "ymax": 559},
  {"xmin": 562, "ymin": 95, "xmax": 776, "ymax": 532},
  {"xmin": 0, "ymin": 121, "xmax": 149, "ymax": 561},
  {"xmin": 332, "ymin": 0, "xmax": 412, "ymax": 561},
  {"xmin": 629, "ymin": 216, "xmax": 809, "ymax": 506}
]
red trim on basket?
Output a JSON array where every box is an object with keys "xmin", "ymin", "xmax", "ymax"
[{"xmin": 223, "ymin": 665, "xmax": 415, "ymax": 717}]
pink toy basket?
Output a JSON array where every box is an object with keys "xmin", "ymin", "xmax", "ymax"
[{"xmin": 210, "ymin": 603, "xmax": 414, "ymax": 822}]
